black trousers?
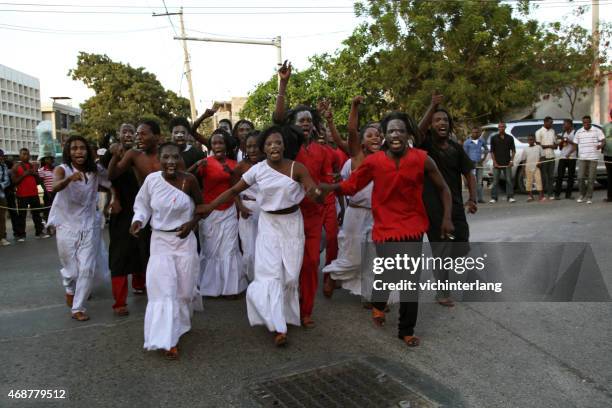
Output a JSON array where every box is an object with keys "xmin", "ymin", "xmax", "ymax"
[
  {"xmin": 605, "ymin": 156, "xmax": 612, "ymax": 201},
  {"xmin": 372, "ymin": 236, "xmax": 423, "ymax": 337},
  {"xmin": 14, "ymin": 195, "xmax": 44, "ymax": 237},
  {"xmin": 555, "ymin": 158, "xmax": 576, "ymax": 198}
]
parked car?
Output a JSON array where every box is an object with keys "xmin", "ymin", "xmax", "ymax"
[{"xmin": 480, "ymin": 120, "xmax": 606, "ymax": 193}]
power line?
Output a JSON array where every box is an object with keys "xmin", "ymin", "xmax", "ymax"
[
  {"xmin": 0, "ymin": 23, "xmax": 168, "ymax": 35},
  {"xmin": 0, "ymin": 8, "xmax": 357, "ymax": 14},
  {"xmin": 160, "ymin": 0, "xmax": 178, "ymax": 36},
  {"xmin": 0, "ymin": 2, "xmax": 354, "ymax": 8}
]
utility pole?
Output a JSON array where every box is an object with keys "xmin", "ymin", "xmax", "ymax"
[
  {"xmin": 174, "ymin": 35, "xmax": 283, "ymax": 86},
  {"xmin": 592, "ymin": 0, "xmax": 601, "ymax": 123},
  {"xmin": 153, "ymin": 8, "xmax": 198, "ymax": 121}
]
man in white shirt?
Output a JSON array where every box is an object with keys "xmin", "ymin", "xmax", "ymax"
[
  {"xmin": 535, "ymin": 116, "xmax": 557, "ymax": 199},
  {"xmin": 572, "ymin": 115, "xmax": 605, "ymax": 203},
  {"xmin": 554, "ymin": 119, "xmax": 577, "ymax": 199}
]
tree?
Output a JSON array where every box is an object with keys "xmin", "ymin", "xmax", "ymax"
[
  {"xmin": 244, "ymin": 0, "xmax": 610, "ymax": 130},
  {"xmin": 538, "ymin": 20, "xmax": 611, "ymax": 119},
  {"xmin": 69, "ymin": 52, "xmax": 190, "ymax": 142}
]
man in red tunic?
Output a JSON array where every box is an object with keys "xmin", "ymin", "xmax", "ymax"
[
  {"xmin": 321, "ymin": 112, "xmax": 454, "ymax": 347},
  {"xmin": 274, "ymin": 61, "xmax": 332, "ymax": 328}
]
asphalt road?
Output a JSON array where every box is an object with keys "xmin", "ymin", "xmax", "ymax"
[{"xmin": 1, "ymin": 189, "xmax": 611, "ymax": 408}]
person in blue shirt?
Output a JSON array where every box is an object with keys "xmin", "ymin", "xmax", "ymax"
[{"xmin": 463, "ymin": 127, "xmax": 489, "ymax": 203}]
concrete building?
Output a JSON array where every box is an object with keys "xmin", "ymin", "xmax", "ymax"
[
  {"xmin": 0, "ymin": 64, "xmax": 41, "ymax": 156},
  {"xmin": 41, "ymin": 99, "xmax": 82, "ymax": 145},
  {"xmin": 211, "ymin": 96, "xmax": 248, "ymax": 129}
]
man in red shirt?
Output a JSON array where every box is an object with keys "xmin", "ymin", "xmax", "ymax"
[{"xmin": 11, "ymin": 148, "xmax": 48, "ymax": 241}]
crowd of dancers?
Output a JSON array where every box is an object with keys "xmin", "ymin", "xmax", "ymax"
[{"xmin": 47, "ymin": 62, "xmax": 480, "ymax": 359}]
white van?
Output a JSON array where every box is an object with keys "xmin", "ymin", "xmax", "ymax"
[{"xmin": 480, "ymin": 120, "xmax": 606, "ymax": 193}]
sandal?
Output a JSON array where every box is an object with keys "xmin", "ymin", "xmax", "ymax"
[
  {"xmin": 113, "ymin": 306, "xmax": 129, "ymax": 316},
  {"xmin": 165, "ymin": 346, "xmax": 179, "ymax": 360},
  {"xmin": 65, "ymin": 294, "xmax": 74, "ymax": 308},
  {"xmin": 71, "ymin": 312, "xmax": 90, "ymax": 321},
  {"xmin": 401, "ymin": 335, "xmax": 420, "ymax": 347},
  {"xmin": 274, "ymin": 332, "xmax": 287, "ymax": 347},
  {"xmin": 301, "ymin": 316, "xmax": 315, "ymax": 329},
  {"xmin": 436, "ymin": 298, "xmax": 455, "ymax": 307},
  {"xmin": 372, "ymin": 307, "xmax": 386, "ymax": 327}
]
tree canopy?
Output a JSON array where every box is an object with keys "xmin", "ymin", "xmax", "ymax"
[
  {"xmin": 69, "ymin": 52, "xmax": 190, "ymax": 142},
  {"xmin": 241, "ymin": 0, "xmax": 610, "ymax": 130}
]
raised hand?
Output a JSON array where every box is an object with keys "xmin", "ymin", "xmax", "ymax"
[
  {"xmin": 203, "ymin": 108, "xmax": 217, "ymax": 118},
  {"xmin": 431, "ymin": 92, "xmax": 444, "ymax": 106},
  {"xmin": 351, "ymin": 95, "xmax": 365, "ymax": 106},
  {"xmin": 278, "ymin": 60, "xmax": 292, "ymax": 83},
  {"xmin": 317, "ymin": 100, "xmax": 333, "ymax": 120}
]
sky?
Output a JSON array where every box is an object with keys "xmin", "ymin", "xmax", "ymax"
[{"xmin": 1, "ymin": 0, "xmax": 610, "ymax": 114}]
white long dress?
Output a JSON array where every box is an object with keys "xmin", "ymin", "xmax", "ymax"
[
  {"xmin": 238, "ymin": 182, "xmax": 260, "ymax": 281},
  {"xmin": 241, "ymin": 161, "xmax": 305, "ymax": 334},
  {"xmin": 47, "ymin": 164, "xmax": 110, "ymax": 314},
  {"xmin": 322, "ymin": 159, "xmax": 373, "ymax": 296},
  {"xmin": 198, "ymin": 205, "xmax": 246, "ymax": 296},
  {"xmin": 132, "ymin": 172, "xmax": 202, "ymax": 351}
]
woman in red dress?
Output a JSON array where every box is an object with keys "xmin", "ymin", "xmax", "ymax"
[{"xmin": 190, "ymin": 129, "xmax": 245, "ymax": 298}]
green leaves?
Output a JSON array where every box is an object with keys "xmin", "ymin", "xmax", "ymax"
[
  {"xmin": 69, "ymin": 52, "xmax": 190, "ymax": 142},
  {"xmin": 241, "ymin": 1, "xmax": 611, "ymax": 132}
]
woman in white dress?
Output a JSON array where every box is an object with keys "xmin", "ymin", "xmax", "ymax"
[
  {"xmin": 198, "ymin": 126, "xmax": 323, "ymax": 346},
  {"xmin": 234, "ymin": 131, "xmax": 263, "ymax": 281},
  {"xmin": 48, "ymin": 135, "xmax": 110, "ymax": 321},
  {"xmin": 322, "ymin": 96, "xmax": 382, "ymax": 297},
  {"xmin": 130, "ymin": 142, "xmax": 203, "ymax": 360}
]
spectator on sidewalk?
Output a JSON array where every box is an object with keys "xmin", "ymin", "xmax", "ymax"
[
  {"xmin": 515, "ymin": 134, "xmax": 544, "ymax": 202},
  {"xmin": 463, "ymin": 126, "xmax": 488, "ymax": 203},
  {"xmin": 535, "ymin": 117, "xmax": 557, "ymax": 199},
  {"xmin": 4, "ymin": 159, "xmax": 19, "ymax": 240},
  {"xmin": 489, "ymin": 122, "xmax": 516, "ymax": 203},
  {"xmin": 573, "ymin": 115, "xmax": 605, "ymax": 204},
  {"xmin": 11, "ymin": 148, "xmax": 48, "ymax": 241},
  {"xmin": 603, "ymin": 109, "xmax": 612, "ymax": 203},
  {"xmin": 0, "ymin": 149, "xmax": 11, "ymax": 246},
  {"xmin": 38, "ymin": 155, "xmax": 56, "ymax": 234},
  {"xmin": 555, "ymin": 119, "xmax": 577, "ymax": 200}
]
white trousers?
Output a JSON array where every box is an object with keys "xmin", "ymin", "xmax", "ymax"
[{"xmin": 56, "ymin": 226, "xmax": 96, "ymax": 313}]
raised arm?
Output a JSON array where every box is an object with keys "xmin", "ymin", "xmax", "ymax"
[
  {"xmin": 348, "ymin": 96, "xmax": 365, "ymax": 163},
  {"xmin": 273, "ymin": 60, "xmax": 292, "ymax": 124},
  {"xmin": 418, "ymin": 93, "xmax": 444, "ymax": 143},
  {"xmin": 191, "ymin": 108, "xmax": 217, "ymax": 146},
  {"xmin": 424, "ymin": 156, "xmax": 454, "ymax": 238},
  {"xmin": 318, "ymin": 100, "xmax": 349, "ymax": 155}
]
